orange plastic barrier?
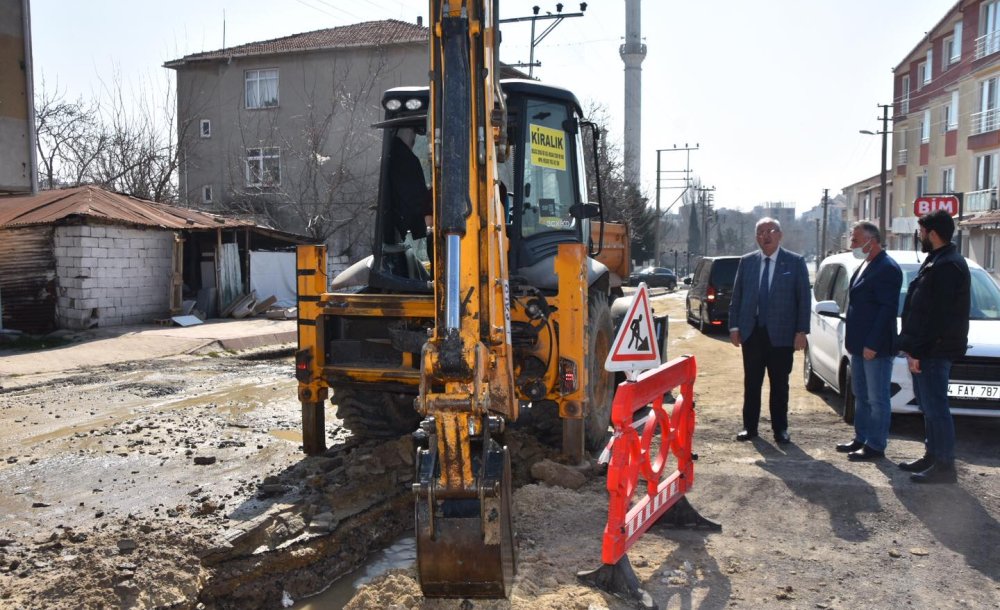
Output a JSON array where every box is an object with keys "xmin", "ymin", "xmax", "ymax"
[{"xmin": 600, "ymin": 354, "xmax": 698, "ymax": 564}]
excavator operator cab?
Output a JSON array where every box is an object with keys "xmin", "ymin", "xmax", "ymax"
[
  {"xmin": 371, "ymin": 80, "xmax": 601, "ymax": 294},
  {"xmin": 370, "ymin": 87, "xmax": 435, "ymax": 293}
]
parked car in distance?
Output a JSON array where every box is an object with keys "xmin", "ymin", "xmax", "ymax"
[
  {"xmin": 685, "ymin": 256, "xmax": 740, "ymax": 333},
  {"xmin": 628, "ymin": 266, "xmax": 677, "ymax": 290},
  {"xmin": 804, "ymin": 249, "xmax": 1000, "ymax": 423}
]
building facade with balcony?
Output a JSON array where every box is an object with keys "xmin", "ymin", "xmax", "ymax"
[{"xmin": 892, "ymin": 0, "xmax": 1000, "ymax": 278}]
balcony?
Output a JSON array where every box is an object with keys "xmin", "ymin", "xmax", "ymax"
[
  {"xmin": 966, "ymin": 188, "xmax": 999, "ymax": 212},
  {"xmin": 898, "ymin": 149, "xmax": 908, "ymax": 165},
  {"xmin": 971, "ymin": 108, "xmax": 1000, "ymax": 135},
  {"xmin": 976, "ymin": 31, "xmax": 1000, "ymax": 59}
]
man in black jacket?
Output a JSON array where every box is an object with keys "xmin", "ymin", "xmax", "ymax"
[
  {"xmin": 388, "ymin": 127, "xmax": 432, "ymax": 241},
  {"xmin": 897, "ymin": 210, "xmax": 970, "ymax": 484}
]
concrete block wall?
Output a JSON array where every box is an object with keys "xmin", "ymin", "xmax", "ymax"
[
  {"xmin": 54, "ymin": 224, "xmax": 174, "ymax": 329},
  {"xmin": 328, "ymin": 254, "xmax": 351, "ymax": 280}
]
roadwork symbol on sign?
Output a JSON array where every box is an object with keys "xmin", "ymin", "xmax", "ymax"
[{"xmin": 605, "ymin": 282, "xmax": 660, "ymax": 373}]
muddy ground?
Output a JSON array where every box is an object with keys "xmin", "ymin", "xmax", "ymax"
[{"xmin": 1, "ymin": 291, "xmax": 998, "ymax": 609}]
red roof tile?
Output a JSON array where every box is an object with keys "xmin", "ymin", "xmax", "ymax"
[{"xmin": 165, "ymin": 19, "xmax": 427, "ymax": 67}]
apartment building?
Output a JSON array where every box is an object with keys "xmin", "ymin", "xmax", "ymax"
[
  {"xmin": 165, "ymin": 20, "xmax": 429, "ymax": 259},
  {"xmin": 892, "ymin": 0, "xmax": 1000, "ymax": 276}
]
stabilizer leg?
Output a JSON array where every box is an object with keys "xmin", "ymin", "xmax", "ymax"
[{"xmin": 577, "ymin": 555, "xmax": 656, "ymax": 609}]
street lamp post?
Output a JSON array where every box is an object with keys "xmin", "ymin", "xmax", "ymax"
[{"xmin": 860, "ymin": 103, "xmax": 891, "ymax": 240}]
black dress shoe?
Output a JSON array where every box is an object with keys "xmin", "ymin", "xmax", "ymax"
[
  {"xmin": 910, "ymin": 462, "xmax": 957, "ymax": 484},
  {"xmin": 736, "ymin": 430, "xmax": 758, "ymax": 442},
  {"xmin": 847, "ymin": 446, "xmax": 885, "ymax": 461},
  {"xmin": 773, "ymin": 430, "xmax": 791, "ymax": 444},
  {"xmin": 898, "ymin": 455, "xmax": 934, "ymax": 472},
  {"xmin": 836, "ymin": 440, "xmax": 864, "ymax": 453}
]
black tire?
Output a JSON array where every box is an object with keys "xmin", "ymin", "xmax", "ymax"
[
  {"xmin": 331, "ymin": 386, "xmax": 421, "ymax": 439},
  {"xmin": 698, "ymin": 305, "xmax": 707, "ymax": 334},
  {"xmin": 841, "ymin": 361, "xmax": 856, "ymax": 424},
  {"xmin": 584, "ymin": 294, "xmax": 614, "ymax": 452},
  {"xmin": 803, "ymin": 346, "xmax": 824, "ymax": 392},
  {"xmin": 686, "ymin": 299, "xmax": 697, "ymax": 326}
]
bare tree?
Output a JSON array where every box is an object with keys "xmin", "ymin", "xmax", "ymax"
[
  {"xmin": 580, "ymin": 101, "xmax": 655, "ymax": 261},
  {"xmin": 33, "ymin": 81, "xmax": 105, "ymax": 189},
  {"xmin": 34, "ymin": 73, "xmax": 181, "ymax": 202}
]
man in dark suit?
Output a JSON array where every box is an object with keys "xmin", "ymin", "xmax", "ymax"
[
  {"xmin": 837, "ymin": 221, "xmax": 902, "ymax": 461},
  {"xmin": 728, "ymin": 217, "xmax": 811, "ymax": 444}
]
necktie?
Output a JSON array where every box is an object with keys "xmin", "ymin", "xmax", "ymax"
[{"xmin": 758, "ymin": 256, "xmax": 771, "ymax": 326}]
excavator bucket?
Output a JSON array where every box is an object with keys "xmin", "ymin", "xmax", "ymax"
[{"xmin": 414, "ymin": 437, "xmax": 516, "ymax": 598}]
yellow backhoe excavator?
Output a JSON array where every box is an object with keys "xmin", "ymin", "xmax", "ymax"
[{"xmin": 296, "ymin": 0, "xmax": 621, "ymax": 597}]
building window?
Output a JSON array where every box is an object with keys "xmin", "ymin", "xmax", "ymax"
[
  {"xmin": 975, "ymin": 77, "xmax": 1000, "ymax": 134},
  {"xmin": 946, "ymin": 21, "xmax": 963, "ymax": 65},
  {"xmin": 979, "ymin": 2, "xmax": 1000, "ymax": 58},
  {"xmin": 901, "ymin": 75, "xmax": 910, "ymax": 114},
  {"xmin": 987, "ymin": 235, "xmax": 997, "ymax": 271},
  {"xmin": 245, "ymin": 69, "xmax": 279, "ymax": 109},
  {"xmin": 246, "ymin": 147, "xmax": 281, "ymax": 186},
  {"xmin": 203, "ymin": 185, "xmax": 213, "ymax": 203},
  {"xmin": 917, "ymin": 62, "xmax": 928, "ymax": 89},
  {"xmin": 921, "ymin": 109, "xmax": 931, "ymax": 143},
  {"xmin": 944, "ymin": 90, "xmax": 959, "ymax": 132},
  {"xmin": 200, "ymin": 119, "xmax": 211, "ymax": 138},
  {"xmin": 976, "ymin": 153, "xmax": 997, "ymax": 191},
  {"xmin": 942, "ymin": 167, "xmax": 955, "ymax": 192},
  {"xmin": 916, "ymin": 173, "xmax": 928, "ymax": 197}
]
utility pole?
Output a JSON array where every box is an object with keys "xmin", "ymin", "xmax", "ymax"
[
  {"xmin": 861, "ymin": 104, "xmax": 892, "ymax": 241},
  {"xmin": 815, "ymin": 218, "xmax": 821, "ymax": 272},
  {"xmin": 878, "ymin": 104, "xmax": 890, "ymax": 241},
  {"xmin": 696, "ymin": 186, "xmax": 716, "ymax": 257},
  {"xmin": 499, "ymin": 3, "xmax": 588, "ymax": 78},
  {"xmin": 821, "ymin": 188, "xmax": 829, "ymax": 262},
  {"xmin": 654, "ymin": 145, "xmax": 698, "ymax": 267}
]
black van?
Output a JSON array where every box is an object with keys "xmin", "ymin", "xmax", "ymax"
[{"xmin": 685, "ymin": 256, "xmax": 740, "ymax": 333}]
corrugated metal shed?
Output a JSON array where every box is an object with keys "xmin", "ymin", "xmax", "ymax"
[
  {"xmin": 0, "ymin": 226, "xmax": 56, "ymax": 333},
  {"xmin": 0, "ymin": 185, "xmax": 256, "ymax": 231}
]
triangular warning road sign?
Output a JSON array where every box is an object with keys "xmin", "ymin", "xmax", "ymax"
[{"xmin": 605, "ymin": 282, "xmax": 660, "ymax": 372}]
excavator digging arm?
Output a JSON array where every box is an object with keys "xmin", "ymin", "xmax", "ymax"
[{"xmin": 413, "ymin": 0, "xmax": 518, "ymax": 599}]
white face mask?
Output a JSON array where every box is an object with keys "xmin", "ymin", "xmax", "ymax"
[{"xmin": 852, "ymin": 239, "xmax": 872, "ymax": 260}]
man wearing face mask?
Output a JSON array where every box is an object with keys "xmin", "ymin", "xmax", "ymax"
[{"xmin": 836, "ymin": 221, "xmax": 902, "ymax": 461}]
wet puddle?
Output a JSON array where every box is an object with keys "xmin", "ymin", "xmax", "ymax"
[
  {"xmin": 291, "ymin": 536, "xmax": 417, "ymax": 609},
  {"xmin": 269, "ymin": 428, "xmax": 302, "ymax": 443}
]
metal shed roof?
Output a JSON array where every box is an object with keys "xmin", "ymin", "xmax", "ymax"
[{"xmin": 0, "ymin": 185, "xmax": 264, "ymax": 231}]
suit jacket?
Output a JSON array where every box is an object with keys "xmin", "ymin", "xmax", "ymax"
[
  {"xmin": 845, "ymin": 250, "xmax": 903, "ymax": 357},
  {"xmin": 728, "ymin": 247, "xmax": 811, "ymax": 347}
]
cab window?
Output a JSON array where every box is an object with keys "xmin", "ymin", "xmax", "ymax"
[{"xmin": 521, "ymin": 100, "xmax": 576, "ymax": 237}]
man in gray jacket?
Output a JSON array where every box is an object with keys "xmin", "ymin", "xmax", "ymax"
[{"xmin": 729, "ymin": 218, "xmax": 811, "ymax": 444}]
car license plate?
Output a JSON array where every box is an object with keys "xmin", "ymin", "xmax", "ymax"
[{"xmin": 948, "ymin": 383, "xmax": 1000, "ymax": 399}]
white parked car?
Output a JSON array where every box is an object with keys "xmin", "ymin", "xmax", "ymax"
[{"xmin": 804, "ymin": 249, "xmax": 1000, "ymax": 423}]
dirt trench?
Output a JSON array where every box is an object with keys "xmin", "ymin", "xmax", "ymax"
[{"xmin": 2, "ymin": 292, "xmax": 1000, "ymax": 610}]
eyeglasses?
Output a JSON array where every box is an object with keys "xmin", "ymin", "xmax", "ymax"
[{"xmin": 755, "ymin": 228, "xmax": 780, "ymax": 237}]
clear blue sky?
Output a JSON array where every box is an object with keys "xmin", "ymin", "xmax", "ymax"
[{"xmin": 29, "ymin": 0, "xmax": 950, "ymax": 212}]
